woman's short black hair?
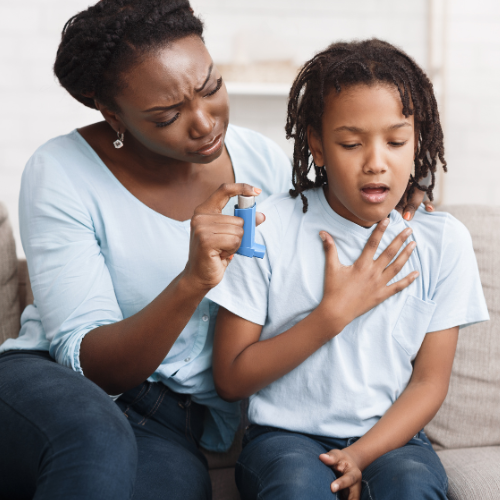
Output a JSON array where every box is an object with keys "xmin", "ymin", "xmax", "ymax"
[
  {"xmin": 285, "ymin": 38, "xmax": 446, "ymax": 212},
  {"xmin": 54, "ymin": 0, "xmax": 203, "ymax": 112}
]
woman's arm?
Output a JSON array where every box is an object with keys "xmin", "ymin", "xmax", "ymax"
[
  {"xmin": 213, "ymin": 221, "xmax": 418, "ymax": 401},
  {"xmin": 80, "ymin": 183, "xmax": 262, "ymax": 395},
  {"xmin": 320, "ymin": 326, "xmax": 459, "ymax": 497}
]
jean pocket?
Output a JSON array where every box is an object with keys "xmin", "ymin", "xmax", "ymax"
[{"xmin": 391, "ymin": 295, "xmax": 436, "ymax": 358}]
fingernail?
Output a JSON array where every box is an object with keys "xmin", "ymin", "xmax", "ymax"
[
  {"xmin": 319, "ymin": 232, "xmax": 326, "ymax": 241},
  {"xmin": 229, "ymin": 255, "xmax": 234, "ymax": 261},
  {"xmin": 404, "ymin": 212, "xmax": 411, "ymax": 221},
  {"xmin": 427, "ymin": 206, "xmax": 434, "ymax": 212},
  {"xmin": 413, "ymin": 271, "xmax": 420, "ymax": 279},
  {"xmin": 409, "ymin": 241, "xmax": 416, "ymax": 249},
  {"xmin": 405, "ymin": 228, "xmax": 413, "ymax": 236},
  {"xmin": 332, "ymin": 484, "xmax": 339, "ymax": 492},
  {"xmin": 254, "ymin": 187, "xmax": 262, "ymax": 194}
]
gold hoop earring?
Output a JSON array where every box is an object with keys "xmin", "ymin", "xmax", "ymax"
[{"xmin": 113, "ymin": 131, "xmax": 124, "ymax": 149}]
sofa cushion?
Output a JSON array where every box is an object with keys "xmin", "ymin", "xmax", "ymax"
[
  {"xmin": 437, "ymin": 447, "xmax": 500, "ymax": 500},
  {"xmin": 425, "ymin": 205, "xmax": 500, "ymax": 449},
  {"xmin": 0, "ymin": 202, "xmax": 20, "ymax": 344}
]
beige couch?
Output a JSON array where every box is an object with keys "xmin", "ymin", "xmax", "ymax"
[{"xmin": 1, "ymin": 201, "xmax": 499, "ymax": 500}]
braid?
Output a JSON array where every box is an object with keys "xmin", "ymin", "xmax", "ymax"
[
  {"xmin": 54, "ymin": 0, "xmax": 203, "ymax": 111},
  {"xmin": 286, "ymin": 38, "xmax": 447, "ymax": 212}
]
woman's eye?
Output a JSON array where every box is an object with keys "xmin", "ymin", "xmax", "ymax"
[
  {"xmin": 205, "ymin": 77, "xmax": 223, "ymax": 97},
  {"xmin": 389, "ymin": 141, "xmax": 407, "ymax": 147},
  {"xmin": 341, "ymin": 144, "xmax": 359, "ymax": 150},
  {"xmin": 155, "ymin": 113, "xmax": 180, "ymax": 128}
]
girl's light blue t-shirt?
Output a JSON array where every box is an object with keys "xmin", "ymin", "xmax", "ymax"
[
  {"xmin": 207, "ymin": 188, "xmax": 490, "ymax": 439},
  {"xmin": 0, "ymin": 124, "xmax": 292, "ymax": 452}
]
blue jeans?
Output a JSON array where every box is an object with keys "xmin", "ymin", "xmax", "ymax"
[
  {"xmin": 0, "ymin": 350, "xmax": 211, "ymax": 500},
  {"xmin": 236, "ymin": 425, "xmax": 448, "ymax": 500}
]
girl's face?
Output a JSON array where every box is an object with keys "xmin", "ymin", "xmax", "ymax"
[
  {"xmin": 308, "ymin": 84, "xmax": 415, "ymax": 227},
  {"xmin": 111, "ymin": 35, "xmax": 229, "ymax": 164}
]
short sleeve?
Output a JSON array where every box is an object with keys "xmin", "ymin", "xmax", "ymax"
[
  {"xmin": 427, "ymin": 215, "xmax": 489, "ymax": 332},
  {"xmin": 19, "ymin": 152, "xmax": 123, "ymax": 374},
  {"xmin": 207, "ymin": 203, "xmax": 284, "ymax": 325}
]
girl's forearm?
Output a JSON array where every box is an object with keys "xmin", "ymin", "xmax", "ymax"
[
  {"xmin": 214, "ymin": 306, "xmax": 346, "ymax": 401},
  {"xmin": 344, "ymin": 379, "xmax": 448, "ymax": 471},
  {"xmin": 80, "ymin": 271, "xmax": 208, "ymax": 395}
]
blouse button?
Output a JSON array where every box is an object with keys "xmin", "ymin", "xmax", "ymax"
[
  {"xmin": 184, "ymin": 357, "xmax": 191, "ymax": 363},
  {"xmin": 202, "ymin": 315, "xmax": 209, "ymax": 322}
]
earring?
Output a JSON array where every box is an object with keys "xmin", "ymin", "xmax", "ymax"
[{"xmin": 113, "ymin": 131, "xmax": 124, "ymax": 149}]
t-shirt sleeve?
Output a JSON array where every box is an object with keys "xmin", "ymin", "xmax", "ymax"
[
  {"xmin": 427, "ymin": 215, "xmax": 489, "ymax": 332},
  {"xmin": 207, "ymin": 204, "xmax": 282, "ymax": 325},
  {"xmin": 19, "ymin": 152, "xmax": 123, "ymax": 374}
]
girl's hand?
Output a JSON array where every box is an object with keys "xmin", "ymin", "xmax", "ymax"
[
  {"xmin": 183, "ymin": 183, "xmax": 264, "ymax": 292},
  {"xmin": 396, "ymin": 185, "xmax": 435, "ymax": 220},
  {"xmin": 318, "ymin": 219, "xmax": 418, "ymax": 333},
  {"xmin": 319, "ymin": 449, "xmax": 362, "ymax": 500}
]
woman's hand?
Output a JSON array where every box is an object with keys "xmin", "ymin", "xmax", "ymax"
[
  {"xmin": 183, "ymin": 183, "xmax": 263, "ymax": 292},
  {"xmin": 396, "ymin": 185, "xmax": 434, "ymax": 220},
  {"xmin": 318, "ymin": 219, "xmax": 418, "ymax": 334},
  {"xmin": 319, "ymin": 449, "xmax": 362, "ymax": 500}
]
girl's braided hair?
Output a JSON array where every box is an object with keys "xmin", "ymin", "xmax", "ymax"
[
  {"xmin": 54, "ymin": 0, "xmax": 203, "ymax": 112},
  {"xmin": 286, "ymin": 38, "xmax": 446, "ymax": 212}
]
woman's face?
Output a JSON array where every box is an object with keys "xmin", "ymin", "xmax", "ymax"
[{"xmin": 112, "ymin": 35, "xmax": 229, "ymax": 164}]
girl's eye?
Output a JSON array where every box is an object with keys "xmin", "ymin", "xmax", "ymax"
[
  {"xmin": 389, "ymin": 141, "xmax": 407, "ymax": 147},
  {"xmin": 155, "ymin": 113, "xmax": 180, "ymax": 128},
  {"xmin": 205, "ymin": 77, "xmax": 223, "ymax": 97}
]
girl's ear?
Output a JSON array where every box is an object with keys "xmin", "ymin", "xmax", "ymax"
[{"xmin": 307, "ymin": 125, "xmax": 325, "ymax": 167}]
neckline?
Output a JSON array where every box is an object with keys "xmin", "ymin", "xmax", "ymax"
[
  {"xmin": 315, "ymin": 186, "xmax": 402, "ymax": 238},
  {"xmin": 73, "ymin": 127, "xmax": 237, "ymax": 227}
]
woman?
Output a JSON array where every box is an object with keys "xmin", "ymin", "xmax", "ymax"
[{"xmin": 0, "ymin": 1, "xmax": 430, "ymax": 499}]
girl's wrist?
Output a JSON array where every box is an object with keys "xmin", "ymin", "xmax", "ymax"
[{"xmin": 314, "ymin": 303, "xmax": 349, "ymax": 339}]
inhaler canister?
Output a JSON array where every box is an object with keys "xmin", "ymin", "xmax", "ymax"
[{"xmin": 234, "ymin": 195, "xmax": 266, "ymax": 259}]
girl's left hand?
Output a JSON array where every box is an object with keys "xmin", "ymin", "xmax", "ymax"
[
  {"xmin": 397, "ymin": 186, "xmax": 435, "ymax": 221},
  {"xmin": 319, "ymin": 449, "xmax": 362, "ymax": 500}
]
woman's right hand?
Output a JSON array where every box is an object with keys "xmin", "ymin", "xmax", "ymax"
[
  {"xmin": 318, "ymin": 218, "xmax": 418, "ymax": 333},
  {"xmin": 183, "ymin": 183, "xmax": 263, "ymax": 292}
]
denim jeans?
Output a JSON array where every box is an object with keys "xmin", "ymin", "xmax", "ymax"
[
  {"xmin": 0, "ymin": 350, "xmax": 211, "ymax": 500},
  {"xmin": 236, "ymin": 425, "xmax": 448, "ymax": 500}
]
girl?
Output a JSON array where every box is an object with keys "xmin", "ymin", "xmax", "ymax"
[{"xmin": 208, "ymin": 39, "xmax": 489, "ymax": 500}]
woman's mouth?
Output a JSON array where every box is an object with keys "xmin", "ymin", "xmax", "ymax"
[
  {"xmin": 360, "ymin": 185, "xmax": 390, "ymax": 204},
  {"xmin": 194, "ymin": 135, "xmax": 223, "ymax": 156}
]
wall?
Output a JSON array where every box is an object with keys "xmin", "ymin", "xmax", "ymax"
[{"xmin": 0, "ymin": 0, "xmax": 498, "ymax": 256}]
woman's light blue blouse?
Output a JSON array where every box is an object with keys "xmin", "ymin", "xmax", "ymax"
[{"xmin": 0, "ymin": 124, "xmax": 292, "ymax": 452}]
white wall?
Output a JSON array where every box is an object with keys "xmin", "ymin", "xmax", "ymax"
[{"xmin": 0, "ymin": 0, "xmax": 499, "ymax": 256}]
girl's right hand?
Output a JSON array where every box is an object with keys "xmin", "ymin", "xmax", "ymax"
[
  {"xmin": 318, "ymin": 218, "xmax": 418, "ymax": 333},
  {"xmin": 183, "ymin": 183, "xmax": 264, "ymax": 292}
]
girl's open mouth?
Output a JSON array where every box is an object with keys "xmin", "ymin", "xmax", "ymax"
[{"xmin": 360, "ymin": 186, "xmax": 389, "ymax": 204}]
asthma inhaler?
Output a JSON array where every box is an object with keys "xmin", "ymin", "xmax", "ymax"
[{"xmin": 234, "ymin": 195, "xmax": 266, "ymax": 259}]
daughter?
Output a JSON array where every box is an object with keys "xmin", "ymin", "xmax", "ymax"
[{"xmin": 207, "ymin": 39, "xmax": 489, "ymax": 500}]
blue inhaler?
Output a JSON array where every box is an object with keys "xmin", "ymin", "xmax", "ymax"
[{"xmin": 234, "ymin": 195, "xmax": 266, "ymax": 259}]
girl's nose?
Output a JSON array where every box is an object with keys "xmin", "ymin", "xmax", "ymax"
[
  {"xmin": 189, "ymin": 105, "xmax": 215, "ymax": 139},
  {"xmin": 363, "ymin": 147, "xmax": 387, "ymax": 175}
]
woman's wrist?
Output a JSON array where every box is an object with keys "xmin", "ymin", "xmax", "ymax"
[{"xmin": 177, "ymin": 268, "xmax": 214, "ymax": 298}]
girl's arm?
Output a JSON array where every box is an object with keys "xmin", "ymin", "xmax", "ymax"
[
  {"xmin": 321, "ymin": 326, "xmax": 459, "ymax": 497},
  {"xmin": 213, "ymin": 221, "xmax": 418, "ymax": 401}
]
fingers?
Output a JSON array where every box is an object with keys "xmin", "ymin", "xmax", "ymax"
[
  {"xmin": 375, "ymin": 227, "xmax": 413, "ymax": 269},
  {"xmin": 383, "ymin": 240, "xmax": 416, "ymax": 281},
  {"xmin": 424, "ymin": 201, "xmax": 435, "ymax": 212},
  {"xmin": 194, "ymin": 183, "xmax": 262, "ymax": 216},
  {"xmin": 256, "ymin": 211, "xmax": 266, "ymax": 227},
  {"xmin": 402, "ymin": 187, "xmax": 425, "ymax": 221},
  {"xmin": 385, "ymin": 270, "xmax": 420, "ymax": 297},
  {"xmin": 320, "ymin": 231, "xmax": 341, "ymax": 274},
  {"xmin": 358, "ymin": 218, "xmax": 390, "ymax": 262}
]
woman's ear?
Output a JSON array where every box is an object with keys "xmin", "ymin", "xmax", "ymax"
[
  {"xmin": 307, "ymin": 126, "xmax": 325, "ymax": 167},
  {"xmin": 95, "ymin": 101, "xmax": 124, "ymax": 135}
]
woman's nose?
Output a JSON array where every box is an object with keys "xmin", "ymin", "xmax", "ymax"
[{"xmin": 189, "ymin": 105, "xmax": 215, "ymax": 139}]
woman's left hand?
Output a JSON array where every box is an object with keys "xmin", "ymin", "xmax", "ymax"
[
  {"xmin": 396, "ymin": 186, "xmax": 434, "ymax": 221},
  {"xmin": 319, "ymin": 449, "xmax": 362, "ymax": 500}
]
